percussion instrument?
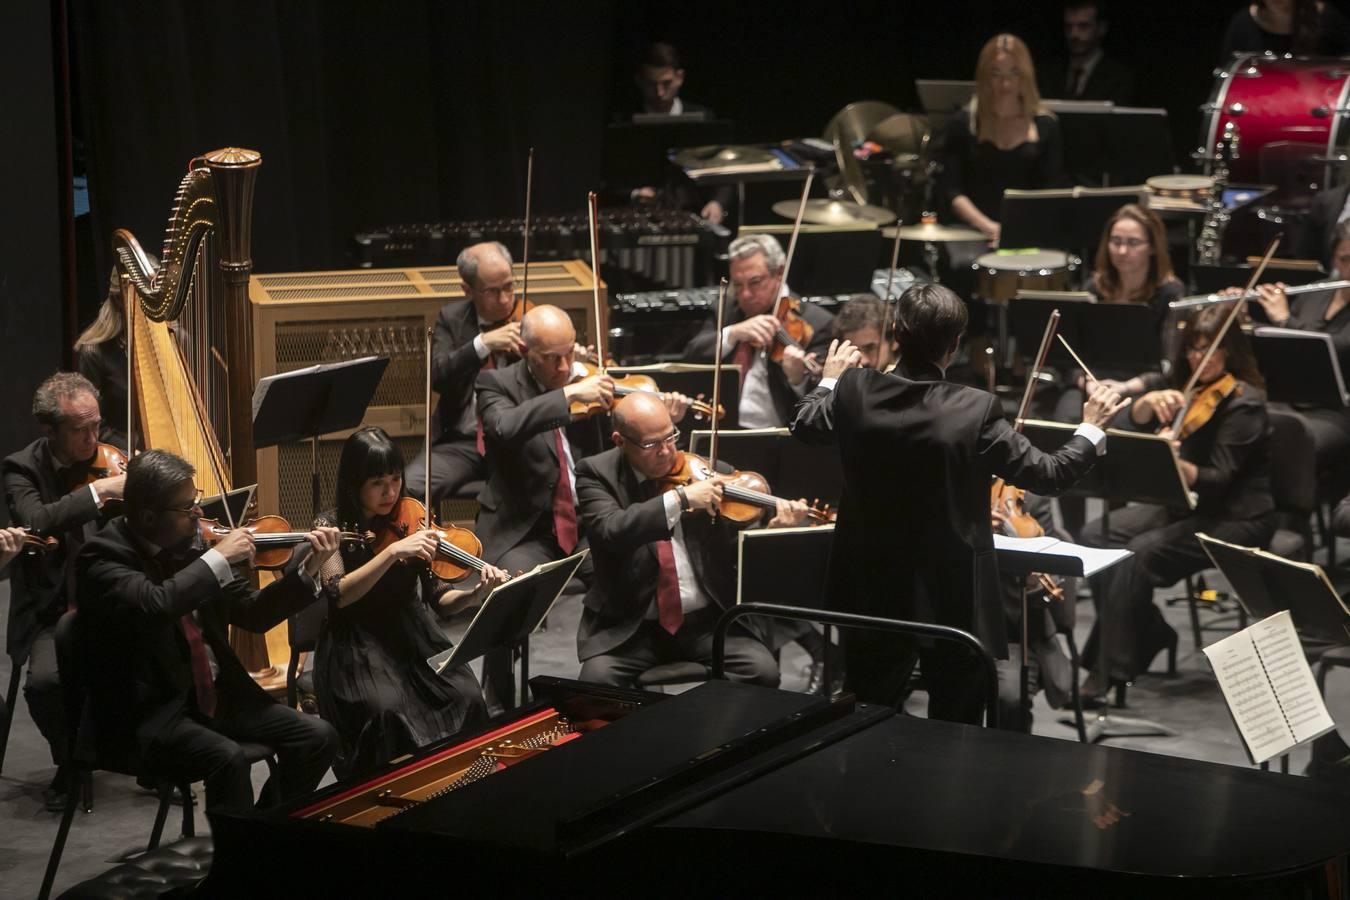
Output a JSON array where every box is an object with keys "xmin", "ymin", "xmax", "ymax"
[
  {"xmin": 882, "ymin": 222, "xmax": 986, "ymax": 242},
  {"xmin": 972, "ymin": 250, "xmax": 1075, "ymax": 303},
  {"xmin": 1146, "ymin": 174, "xmax": 1215, "ymax": 207},
  {"xmin": 671, "ymin": 144, "xmax": 777, "ymax": 169},
  {"xmin": 769, "ymin": 198, "xmax": 895, "ymax": 226},
  {"xmin": 1200, "ymin": 53, "xmax": 1350, "ymax": 194}
]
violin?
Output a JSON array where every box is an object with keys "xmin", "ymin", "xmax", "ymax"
[
  {"xmin": 61, "ymin": 442, "xmax": 128, "ymax": 492},
  {"xmin": 768, "ymin": 296, "xmax": 824, "ymax": 376},
  {"xmin": 1170, "ymin": 372, "xmax": 1240, "ymax": 442},
  {"xmin": 198, "ymin": 514, "xmax": 369, "ymax": 571},
  {"xmin": 18, "ymin": 528, "xmax": 58, "ymax": 555},
  {"xmin": 368, "ymin": 496, "xmax": 495, "ymax": 584},
  {"xmin": 656, "ymin": 451, "xmax": 834, "ymax": 526},
  {"xmin": 568, "ymin": 359, "xmax": 726, "ymax": 422}
]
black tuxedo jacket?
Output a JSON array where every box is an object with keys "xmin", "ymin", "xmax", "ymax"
[
  {"xmin": 1299, "ymin": 183, "xmax": 1350, "ymax": 267},
  {"xmin": 430, "ymin": 299, "xmax": 491, "ymax": 444},
  {"xmin": 475, "ymin": 359, "xmax": 607, "ymax": 560},
  {"xmin": 791, "ymin": 364, "xmax": 1098, "ymax": 658},
  {"xmin": 574, "ymin": 447, "xmax": 759, "ymax": 660},
  {"xmin": 3, "ymin": 438, "xmax": 109, "ymax": 662},
  {"xmin": 74, "ymin": 518, "xmax": 318, "ymax": 765},
  {"xmin": 1037, "ymin": 55, "xmax": 1135, "ymax": 106},
  {"xmin": 683, "ymin": 298, "xmax": 834, "ymax": 425}
]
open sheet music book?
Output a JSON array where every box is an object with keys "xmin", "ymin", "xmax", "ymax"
[
  {"xmin": 1202, "ymin": 610, "xmax": 1338, "ymax": 765},
  {"xmin": 992, "ymin": 534, "xmax": 1132, "ymax": 578}
]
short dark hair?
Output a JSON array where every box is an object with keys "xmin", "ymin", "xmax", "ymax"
[
  {"xmin": 1064, "ymin": 0, "xmax": 1107, "ymax": 18},
  {"xmin": 893, "ymin": 284, "xmax": 968, "ymax": 365},
  {"xmin": 32, "ymin": 372, "xmax": 99, "ymax": 427},
  {"xmin": 124, "ymin": 450, "xmax": 195, "ymax": 518},
  {"xmin": 833, "ymin": 296, "xmax": 885, "ymax": 339},
  {"xmin": 335, "ymin": 426, "xmax": 406, "ymax": 526},
  {"xmin": 639, "ymin": 42, "xmax": 682, "ymax": 71}
]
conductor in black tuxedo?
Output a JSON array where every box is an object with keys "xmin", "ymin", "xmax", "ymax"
[
  {"xmin": 684, "ymin": 234, "xmax": 834, "ymax": 428},
  {"xmin": 405, "ymin": 241, "xmax": 527, "ymax": 505},
  {"xmin": 4, "ymin": 372, "xmax": 126, "ymax": 808},
  {"xmin": 75, "ymin": 450, "xmax": 341, "ymax": 813},
  {"xmin": 575, "ymin": 393, "xmax": 808, "ymax": 687},
  {"xmin": 1036, "ymin": 1, "xmax": 1135, "ymax": 106},
  {"xmin": 792, "ymin": 284, "xmax": 1128, "ymax": 723}
]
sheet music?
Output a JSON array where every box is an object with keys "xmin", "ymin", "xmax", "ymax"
[
  {"xmin": 992, "ymin": 534, "xmax": 1132, "ymax": 578},
  {"xmin": 1203, "ymin": 610, "xmax": 1336, "ymax": 764}
]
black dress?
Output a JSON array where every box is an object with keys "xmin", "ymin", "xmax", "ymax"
[
  {"xmin": 1275, "ymin": 288, "xmax": 1350, "ymax": 469},
  {"xmin": 76, "ymin": 339, "xmax": 129, "ymax": 451},
  {"xmin": 310, "ymin": 511, "xmax": 486, "ymax": 776},
  {"xmin": 1220, "ymin": 5, "xmax": 1350, "ymax": 59},
  {"xmin": 939, "ymin": 112, "xmax": 1063, "ymax": 224}
]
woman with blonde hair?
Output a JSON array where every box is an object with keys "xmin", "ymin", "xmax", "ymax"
[
  {"xmin": 940, "ymin": 33, "xmax": 1063, "ymax": 247},
  {"xmin": 74, "ymin": 267, "xmax": 134, "ymax": 451}
]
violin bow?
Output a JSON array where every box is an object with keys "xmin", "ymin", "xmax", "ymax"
[
  {"xmin": 520, "ymin": 147, "xmax": 534, "ymax": 316},
  {"xmin": 883, "ymin": 218, "xmax": 903, "ymax": 307},
  {"xmin": 709, "ymin": 277, "xmax": 729, "ymax": 482},
  {"xmin": 1013, "ymin": 309, "xmax": 1061, "ymax": 435},
  {"xmin": 779, "ymin": 168, "xmax": 815, "ymax": 301},
  {"xmin": 1170, "ymin": 235, "xmax": 1280, "ymax": 434},
  {"xmin": 587, "ymin": 190, "xmax": 606, "ymax": 376},
  {"xmin": 423, "ymin": 325, "xmax": 435, "ymax": 524}
]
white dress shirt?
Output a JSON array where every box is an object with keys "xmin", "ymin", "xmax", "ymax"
[{"xmin": 722, "ymin": 284, "xmax": 809, "ymax": 428}]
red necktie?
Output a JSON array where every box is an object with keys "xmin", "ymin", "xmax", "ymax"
[
  {"xmin": 731, "ymin": 341, "xmax": 756, "ymax": 398},
  {"xmin": 475, "ymin": 352, "xmax": 496, "ymax": 456},
  {"xmin": 552, "ymin": 429, "xmax": 579, "ymax": 554},
  {"xmin": 178, "ymin": 614, "xmax": 218, "ymax": 718},
  {"xmin": 653, "ymin": 538, "xmax": 683, "ymax": 634}
]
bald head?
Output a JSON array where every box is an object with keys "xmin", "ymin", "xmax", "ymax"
[
  {"xmin": 522, "ymin": 304, "xmax": 578, "ymax": 391},
  {"xmin": 613, "ymin": 392, "xmax": 679, "ymax": 478}
]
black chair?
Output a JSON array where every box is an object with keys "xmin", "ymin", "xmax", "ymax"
[
  {"xmin": 39, "ymin": 611, "xmax": 276, "ymax": 900},
  {"xmin": 0, "ymin": 657, "xmax": 19, "ymax": 774},
  {"xmin": 286, "ymin": 597, "xmax": 328, "ymax": 712}
]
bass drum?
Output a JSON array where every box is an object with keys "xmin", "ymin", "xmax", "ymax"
[{"xmin": 1200, "ymin": 54, "xmax": 1350, "ymax": 197}]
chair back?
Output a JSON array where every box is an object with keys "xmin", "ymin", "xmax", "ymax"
[
  {"xmin": 53, "ymin": 610, "xmax": 96, "ymax": 765},
  {"xmin": 1267, "ymin": 408, "xmax": 1316, "ymax": 516},
  {"xmin": 288, "ymin": 595, "xmax": 326, "ymax": 654}
]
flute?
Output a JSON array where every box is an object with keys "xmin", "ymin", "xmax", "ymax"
[{"xmin": 1169, "ymin": 279, "xmax": 1350, "ymax": 310}]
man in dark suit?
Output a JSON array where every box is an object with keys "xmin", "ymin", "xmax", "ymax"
[
  {"xmin": 405, "ymin": 242, "xmax": 526, "ymax": 505},
  {"xmin": 75, "ymin": 450, "xmax": 341, "ymax": 813},
  {"xmin": 1036, "ymin": 1, "xmax": 1135, "ymax": 106},
  {"xmin": 4, "ymin": 372, "xmax": 125, "ymax": 808},
  {"xmin": 684, "ymin": 234, "xmax": 834, "ymax": 428},
  {"xmin": 792, "ymin": 284, "xmax": 1127, "ymax": 724},
  {"xmin": 575, "ymin": 392, "xmax": 806, "ymax": 686}
]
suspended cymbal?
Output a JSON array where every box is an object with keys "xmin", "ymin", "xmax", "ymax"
[
  {"xmin": 823, "ymin": 101, "xmax": 903, "ymax": 205},
  {"xmin": 672, "ymin": 144, "xmax": 776, "ymax": 169},
  {"xmin": 866, "ymin": 113, "xmax": 929, "ymax": 168},
  {"xmin": 772, "ymin": 198, "xmax": 896, "ymax": 226},
  {"xmin": 882, "ymin": 222, "xmax": 986, "ymax": 242}
]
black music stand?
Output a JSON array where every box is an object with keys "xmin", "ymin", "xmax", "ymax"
[
  {"xmin": 200, "ymin": 486, "xmax": 255, "ymax": 527},
  {"xmin": 688, "ymin": 427, "xmax": 843, "ymax": 508},
  {"xmin": 1042, "ymin": 101, "xmax": 1174, "ymax": 187},
  {"xmin": 736, "ymin": 524, "xmax": 836, "ymax": 694},
  {"xmin": 1252, "ymin": 327, "xmax": 1350, "ymax": 407},
  {"xmin": 1199, "ymin": 534, "xmax": 1350, "ymax": 645},
  {"xmin": 428, "ymin": 552, "xmax": 586, "ymax": 703},
  {"xmin": 603, "ymin": 118, "xmax": 734, "ymax": 197},
  {"xmin": 994, "ymin": 535, "xmax": 1133, "ymax": 734},
  {"xmin": 999, "ymin": 187, "xmax": 1145, "ymax": 258},
  {"xmin": 1008, "ymin": 294, "xmax": 1162, "ymax": 374},
  {"xmin": 608, "ymin": 363, "xmax": 741, "ymax": 428},
  {"xmin": 251, "ymin": 356, "xmax": 389, "ymax": 519},
  {"xmin": 738, "ymin": 224, "xmax": 884, "ymax": 295}
]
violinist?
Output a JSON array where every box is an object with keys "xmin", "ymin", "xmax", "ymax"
[
  {"xmin": 301, "ymin": 426, "xmax": 502, "ymax": 776},
  {"xmin": 74, "ymin": 450, "xmax": 341, "ymax": 814},
  {"xmin": 833, "ymin": 296, "xmax": 888, "ymax": 372},
  {"xmin": 3, "ymin": 372, "xmax": 125, "ymax": 810},
  {"xmin": 792, "ymin": 284, "xmax": 1126, "ymax": 724},
  {"xmin": 1079, "ymin": 304, "xmax": 1274, "ymax": 702},
  {"xmin": 405, "ymin": 241, "xmax": 526, "ymax": 505},
  {"xmin": 1249, "ymin": 219, "xmax": 1350, "ymax": 471},
  {"xmin": 575, "ymin": 393, "xmax": 807, "ymax": 687},
  {"xmin": 683, "ymin": 234, "xmax": 834, "ymax": 428}
]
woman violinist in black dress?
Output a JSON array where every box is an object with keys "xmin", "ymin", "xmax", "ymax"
[{"xmin": 307, "ymin": 425, "xmax": 506, "ymax": 775}]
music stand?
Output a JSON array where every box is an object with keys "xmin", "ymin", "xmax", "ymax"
[
  {"xmin": 688, "ymin": 427, "xmax": 843, "ymax": 508},
  {"xmin": 1199, "ymin": 534, "xmax": 1350, "ymax": 645},
  {"xmin": 251, "ymin": 356, "xmax": 389, "ymax": 519},
  {"xmin": 1252, "ymin": 327, "xmax": 1350, "ymax": 407},
  {"xmin": 737, "ymin": 524, "xmax": 836, "ymax": 693},
  {"xmin": 428, "ymin": 551, "xmax": 587, "ymax": 703},
  {"xmin": 607, "ymin": 363, "xmax": 741, "ymax": 426},
  {"xmin": 602, "ymin": 118, "xmax": 735, "ymax": 198},
  {"xmin": 1008, "ymin": 294, "xmax": 1162, "ymax": 374},
  {"xmin": 738, "ymin": 224, "xmax": 883, "ymax": 295},
  {"xmin": 999, "ymin": 187, "xmax": 1145, "ymax": 258},
  {"xmin": 200, "ymin": 486, "xmax": 255, "ymax": 527}
]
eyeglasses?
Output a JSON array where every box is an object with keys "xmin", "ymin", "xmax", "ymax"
[
  {"xmin": 624, "ymin": 428, "xmax": 680, "ymax": 452},
  {"xmin": 730, "ymin": 275, "xmax": 771, "ymax": 293},
  {"xmin": 1108, "ymin": 237, "xmax": 1149, "ymax": 250},
  {"xmin": 159, "ymin": 488, "xmax": 204, "ymax": 514},
  {"xmin": 990, "ymin": 68, "xmax": 1021, "ymax": 81}
]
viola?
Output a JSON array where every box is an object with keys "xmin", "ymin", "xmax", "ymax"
[
  {"xmin": 656, "ymin": 451, "xmax": 834, "ymax": 526},
  {"xmin": 17, "ymin": 528, "xmax": 58, "ymax": 555},
  {"xmin": 367, "ymin": 496, "xmax": 495, "ymax": 584},
  {"xmin": 198, "ymin": 515, "xmax": 370, "ymax": 571},
  {"xmin": 768, "ymin": 295, "xmax": 823, "ymax": 376},
  {"xmin": 568, "ymin": 360, "xmax": 726, "ymax": 422},
  {"xmin": 61, "ymin": 442, "xmax": 128, "ymax": 492},
  {"xmin": 1169, "ymin": 372, "xmax": 1240, "ymax": 442}
]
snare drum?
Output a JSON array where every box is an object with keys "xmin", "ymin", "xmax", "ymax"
[
  {"xmin": 972, "ymin": 251, "xmax": 1073, "ymax": 303},
  {"xmin": 1200, "ymin": 54, "xmax": 1350, "ymax": 193}
]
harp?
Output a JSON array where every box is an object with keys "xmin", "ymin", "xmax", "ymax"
[{"xmin": 112, "ymin": 147, "xmax": 281, "ymax": 682}]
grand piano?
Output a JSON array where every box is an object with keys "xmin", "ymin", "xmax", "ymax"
[{"xmin": 206, "ymin": 677, "xmax": 1350, "ymax": 898}]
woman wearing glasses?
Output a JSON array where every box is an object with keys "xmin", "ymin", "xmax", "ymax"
[{"xmin": 303, "ymin": 425, "xmax": 507, "ymax": 776}]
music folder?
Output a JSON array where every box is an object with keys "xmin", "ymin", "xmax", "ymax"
[
  {"xmin": 427, "ymin": 551, "xmax": 587, "ymax": 675},
  {"xmin": 992, "ymin": 534, "xmax": 1132, "ymax": 579},
  {"xmin": 736, "ymin": 524, "xmax": 834, "ymax": 610},
  {"xmin": 1198, "ymin": 533, "xmax": 1350, "ymax": 645},
  {"xmin": 251, "ymin": 355, "xmax": 390, "ymax": 448},
  {"xmin": 200, "ymin": 485, "xmax": 256, "ymax": 526},
  {"xmin": 1252, "ymin": 326, "xmax": 1350, "ymax": 408},
  {"xmin": 1019, "ymin": 419, "xmax": 1196, "ymax": 510},
  {"xmin": 1007, "ymin": 293, "xmax": 1161, "ymax": 374},
  {"xmin": 999, "ymin": 186, "xmax": 1145, "ymax": 255}
]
